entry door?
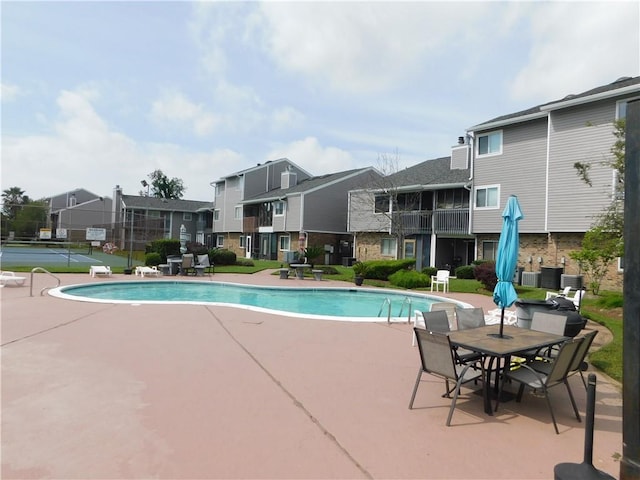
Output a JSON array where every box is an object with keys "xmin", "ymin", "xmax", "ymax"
[
  {"xmin": 403, "ymin": 239, "xmax": 416, "ymax": 258},
  {"xmin": 245, "ymin": 236, "xmax": 252, "ymax": 259}
]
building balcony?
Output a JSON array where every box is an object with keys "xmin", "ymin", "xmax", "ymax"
[{"xmin": 392, "ymin": 208, "xmax": 469, "ymax": 236}]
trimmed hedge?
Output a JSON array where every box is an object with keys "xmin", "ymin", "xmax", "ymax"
[
  {"xmin": 146, "ymin": 239, "xmax": 181, "ymax": 262},
  {"xmin": 388, "ymin": 269, "xmax": 430, "ymax": 289},
  {"xmin": 144, "ymin": 252, "xmax": 162, "ymax": 266},
  {"xmin": 210, "ymin": 248, "xmax": 237, "ymax": 266},
  {"xmin": 357, "ymin": 259, "xmax": 415, "ymax": 280},
  {"xmin": 455, "ymin": 265, "xmax": 475, "ymax": 279},
  {"xmin": 421, "ymin": 266, "xmax": 437, "ymax": 278}
]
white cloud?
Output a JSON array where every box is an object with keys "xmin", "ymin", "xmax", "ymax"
[
  {"xmin": 256, "ymin": 2, "xmax": 492, "ymax": 94},
  {"xmin": 1, "ymin": 87, "xmax": 234, "ymax": 200},
  {"xmin": 266, "ymin": 137, "xmax": 355, "ymax": 175},
  {"xmin": 150, "ymin": 90, "xmax": 219, "ymax": 136},
  {"xmin": 1, "ymin": 82, "xmax": 21, "ymax": 102},
  {"xmin": 271, "ymin": 106, "xmax": 305, "ymax": 131},
  {"xmin": 509, "ymin": 2, "xmax": 640, "ymax": 102}
]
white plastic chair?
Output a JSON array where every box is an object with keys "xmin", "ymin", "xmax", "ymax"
[
  {"xmin": 430, "ymin": 270, "xmax": 450, "ymax": 293},
  {"xmin": 545, "ymin": 286, "xmax": 571, "ymax": 300}
]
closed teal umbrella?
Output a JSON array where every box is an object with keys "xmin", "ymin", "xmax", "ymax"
[{"xmin": 492, "ymin": 195, "xmax": 524, "ymax": 338}]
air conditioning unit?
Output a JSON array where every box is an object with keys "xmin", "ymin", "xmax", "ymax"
[
  {"xmin": 561, "ymin": 274, "xmax": 584, "ymax": 290},
  {"xmin": 521, "ymin": 272, "xmax": 541, "ymax": 288}
]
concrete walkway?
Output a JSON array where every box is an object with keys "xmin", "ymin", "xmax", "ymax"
[{"xmin": 1, "ymin": 271, "xmax": 622, "ymax": 479}]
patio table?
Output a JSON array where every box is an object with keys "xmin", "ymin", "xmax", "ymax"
[
  {"xmin": 448, "ymin": 324, "xmax": 567, "ymax": 415},
  {"xmin": 289, "ymin": 263, "xmax": 311, "ymax": 279}
]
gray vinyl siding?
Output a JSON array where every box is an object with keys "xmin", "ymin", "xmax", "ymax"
[
  {"xmin": 547, "ymin": 101, "xmax": 617, "ymax": 232},
  {"xmin": 348, "ymin": 191, "xmax": 390, "ymax": 232},
  {"xmin": 284, "ymin": 196, "xmax": 302, "ymax": 231},
  {"xmin": 473, "ymin": 118, "xmax": 548, "ymax": 233},
  {"xmin": 303, "ymin": 184, "xmax": 347, "ymax": 232},
  {"xmin": 222, "ymin": 184, "xmax": 242, "ymax": 232}
]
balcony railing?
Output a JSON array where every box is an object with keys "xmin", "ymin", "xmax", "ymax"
[{"xmin": 392, "ymin": 208, "xmax": 469, "ymax": 236}]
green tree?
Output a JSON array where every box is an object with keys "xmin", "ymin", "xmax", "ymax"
[
  {"xmin": 571, "ymin": 118, "xmax": 625, "ymax": 293},
  {"xmin": 12, "ymin": 201, "xmax": 48, "ymax": 239},
  {"xmin": 2, "ymin": 186, "xmax": 28, "ymax": 220},
  {"xmin": 569, "ymin": 227, "xmax": 620, "ymax": 295},
  {"xmin": 144, "ymin": 170, "xmax": 185, "ymax": 199}
]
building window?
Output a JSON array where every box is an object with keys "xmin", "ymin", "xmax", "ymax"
[
  {"xmin": 475, "ymin": 185, "xmax": 499, "ymax": 209},
  {"xmin": 213, "ymin": 209, "xmax": 220, "ymax": 221},
  {"xmin": 618, "ymin": 256, "xmax": 624, "ymax": 272},
  {"xmin": 477, "ymin": 130, "xmax": 502, "ymax": 156},
  {"xmin": 234, "ymin": 206, "xmax": 242, "ymax": 220},
  {"xmin": 216, "ymin": 183, "xmax": 224, "ymax": 196},
  {"xmin": 482, "ymin": 240, "xmax": 498, "ymax": 261},
  {"xmin": 216, "ymin": 235, "xmax": 224, "ymax": 247},
  {"xmin": 274, "ymin": 201, "xmax": 285, "ymax": 216},
  {"xmin": 183, "ymin": 212, "xmax": 192, "ymax": 221},
  {"xmin": 381, "ymin": 238, "xmax": 397, "ymax": 256},
  {"xmin": 149, "ymin": 210, "xmax": 160, "ymax": 218},
  {"xmin": 617, "ymin": 97, "xmax": 640, "ymax": 119},
  {"xmin": 239, "ymin": 236, "xmax": 246, "ymax": 248},
  {"xmin": 437, "ymin": 188, "xmax": 469, "ymax": 209},
  {"xmin": 279, "ymin": 234, "xmax": 290, "ymax": 251},
  {"xmin": 374, "ymin": 195, "xmax": 390, "ymax": 213}
]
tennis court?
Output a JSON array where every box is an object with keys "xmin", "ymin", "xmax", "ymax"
[{"xmin": 0, "ymin": 242, "xmax": 131, "ymax": 268}]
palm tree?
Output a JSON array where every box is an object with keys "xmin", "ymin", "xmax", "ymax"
[{"xmin": 2, "ymin": 187, "xmax": 27, "ymax": 220}]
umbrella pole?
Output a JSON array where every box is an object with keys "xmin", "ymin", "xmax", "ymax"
[{"xmin": 500, "ymin": 308, "xmax": 505, "ymax": 338}]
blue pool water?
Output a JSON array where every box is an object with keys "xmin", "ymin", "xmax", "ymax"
[{"xmin": 50, "ymin": 281, "xmax": 465, "ymax": 321}]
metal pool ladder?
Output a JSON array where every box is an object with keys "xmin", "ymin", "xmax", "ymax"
[{"xmin": 30, "ymin": 267, "xmax": 61, "ymax": 297}]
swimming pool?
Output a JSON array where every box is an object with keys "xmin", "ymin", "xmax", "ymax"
[{"xmin": 50, "ymin": 281, "xmax": 468, "ymax": 321}]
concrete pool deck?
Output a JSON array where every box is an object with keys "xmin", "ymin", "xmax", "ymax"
[{"xmin": 1, "ymin": 271, "xmax": 622, "ymax": 479}]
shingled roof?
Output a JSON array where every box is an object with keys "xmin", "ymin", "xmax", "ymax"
[
  {"xmin": 122, "ymin": 195, "xmax": 213, "ymax": 212},
  {"xmin": 383, "ymin": 156, "xmax": 470, "ymax": 189},
  {"xmin": 242, "ymin": 167, "xmax": 380, "ymax": 203},
  {"xmin": 469, "ymin": 75, "xmax": 640, "ymax": 130}
]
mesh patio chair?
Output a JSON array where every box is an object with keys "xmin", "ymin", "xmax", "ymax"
[
  {"xmin": 196, "ymin": 254, "xmax": 215, "ymax": 275},
  {"xmin": 409, "ymin": 328, "xmax": 483, "ymax": 426},
  {"xmin": 421, "ymin": 310, "xmax": 481, "ymax": 364},
  {"xmin": 180, "ymin": 254, "xmax": 196, "ymax": 276},
  {"xmin": 528, "ymin": 330, "xmax": 597, "ymax": 390},
  {"xmin": 518, "ymin": 311, "xmax": 568, "ymax": 361},
  {"xmin": 503, "ymin": 337, "xmax": 583, "ymax": 434},
  {"xmin": 430, "ymin": 302, "xmax": 457, "ymax": 330},
  {"xmin": 455, "ymin": 307, "xmax": 486, "ymax": 330}
]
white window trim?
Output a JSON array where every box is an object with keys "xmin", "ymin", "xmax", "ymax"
[
  {"xmin": 274, "ymin": 201, "xmax": 285, "ymax": 216},
  {"xmin": 474, "ymin": 184, "xmax": 500, "ymax": 210},
  {"xmin": 213, "ymin": 209, "xmax": 220, "ymax": 221},
  {"xmin": 216, "ymin": 235, "xmax": 224, "ymax": 247},
  {"xmin": 476, "ymin": 129, "xmax": 503, "ymax": 157},
  {"xmin": 234, "ymin": 206, "xmax": 243, "ymax": 220},
  {"xmin": 381, "ymin": 237, "xmax": 397, "ymax": 257},
  {"xmin": 279, "ymin": 234, "xmax": 291, "ymax": 251},
  {"xmin": 183, "ymin": 212, "xmax": 192, "ymax": 221}
]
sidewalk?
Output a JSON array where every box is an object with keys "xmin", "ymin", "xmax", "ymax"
[{"xmin": 1, "ymin": 272, "xmax": 622, "ymax": 479}]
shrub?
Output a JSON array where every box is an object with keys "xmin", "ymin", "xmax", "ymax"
[
  {"xmin": 210, "ymin": 248, "xmax": 236, "ymax": 265},
  {"xmin": 187, "ymin": 242, "xmax": 208, "ymax": 255},
  {"xmin": 144, "ymin": 252, "xmax": 162, "ymax": 266},
  {"xmin": 147, "ymin": 239, "xmax": 181, "ymax": 262},
  {"xmin": 474, "ymin": 261, "xmax": 497, "ymax": 291},
  {"xmin": 421, "ymin": 266, "xmax": 437, "ymax": 278},
  {"xmin": 235, "ymin": 258, "xmax": 255, "ymax": 267},
  {"xmin": 388, "ymin": 269, "xmax": 430, "ymax": 289},
  {"xmin": 455, "ymin": 265, "xmax": 475, "ymax": 279},
  {"xmin": 359, "ymin": 259, "xmax": 415, "ymax": 280}
]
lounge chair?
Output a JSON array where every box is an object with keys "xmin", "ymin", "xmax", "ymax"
[
  {"xmin": 0, "ymin": 271, "xmax": 27, "ymax": 286},
  {"xmin": 135, "ymin": 266, "xmax": 161, "ymax": 278},
  {"xmin": 89, "ymin": 265, "xmax": 112, "ymax": 277}
]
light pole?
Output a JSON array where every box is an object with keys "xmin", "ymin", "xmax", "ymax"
[{"xmin": 141, "ymin": 180, "xmax": 150, "ymax": 196}]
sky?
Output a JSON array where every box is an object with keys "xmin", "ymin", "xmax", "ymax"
[{"xmin": 2, "ymin": 1, "xmax": 639, "ymax": 203}]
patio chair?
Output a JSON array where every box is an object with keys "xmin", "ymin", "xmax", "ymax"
[
  {"xmin": 455, "ymin": 307, "xmax": 486, "ymax": 330},
  {"xmin": 528, "ymin": 330, "xmax": 597, "ymax": 390},
  {"xmin": 196, "ymin": 254, "xmax": 215, "ymax": 275},
  {"xmin": 518, "ymin": 311, "xmax": 568, "ymax": 360},
  {"xmin": 430, "ymin": 270, "xmax": 450, "ymax": 293},
  {"xmin": 179, "ymin": 254, "xmax": 196, "ymax": 276},
  {"xmin": 421, "ymin": 310, "xmax": 481, "ymax": 364},
  {"xmin": 430, "ymin": 302, "xmax": 457, "ymax": 330},
  {"xmin": 503, "ymin": 337, "xmax": 583, "ymax": 434},
  {"xmin": 545, "ymin": 286, "xmax": 572, "ymax": 300},
  {"xmin": 409, "ymin": 328, "xmax": 483, "ymax": 426}
]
